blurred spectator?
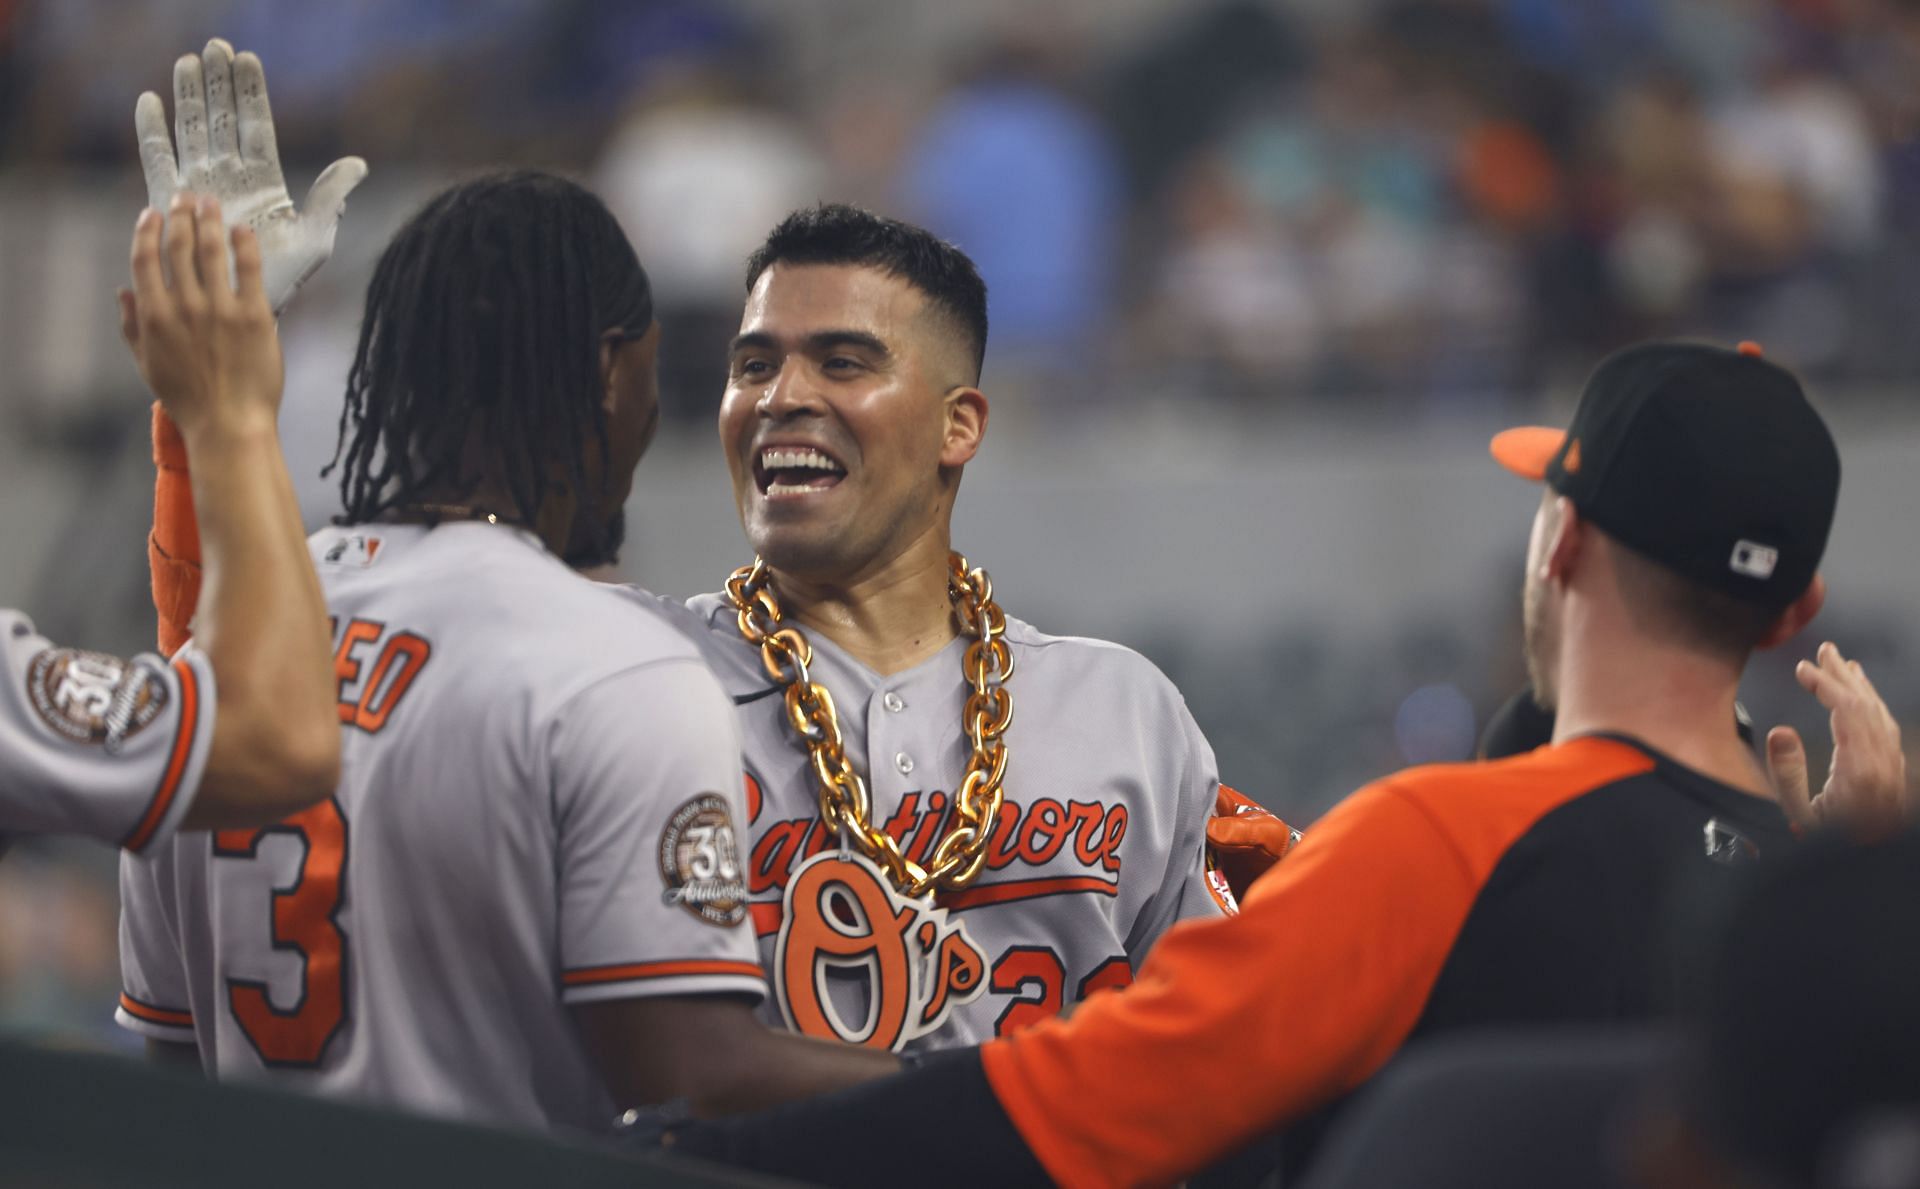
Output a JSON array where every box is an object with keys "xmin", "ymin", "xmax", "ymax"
[
  {"xmin": 11, "ymin": 0, "xmax": 226, "ymax": 161},
  {"xmin": 0, "ymin": 0, "xmax": 20, "ymax": 154},
  {"xmin": 899, "ymin": 31, "xmax": 1121, "ymax": 377},
  {"xmin": 1102, "ymin": 1, "xmax": 1306, "ymax": 201},
  {"xmin": 594, "ymin": 59, "xmax": 826, "ymax": 422},
  {"xmin": 1710, "ymin": 59, "xmax": 1881, "ymax": 253},
  {"xmin": 1146, "ymin": 151, "xmax": 1319, "ymax": 395}
]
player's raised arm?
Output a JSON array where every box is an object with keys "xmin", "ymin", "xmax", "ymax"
[
  {"xmin": 139, "ymin": 39, "xmax": 366, "ymax": 654},
  {"xmin": 118, "ymin": 193, "xmax": 337, "ymax": 826}
]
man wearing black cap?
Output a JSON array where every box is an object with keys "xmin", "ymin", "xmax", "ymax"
[{"xmin": 654, "ymin": 340, "xmax": 1904, "ymax": 1188}]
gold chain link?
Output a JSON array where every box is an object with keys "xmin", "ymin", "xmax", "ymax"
[{"xmin": 724, "ymin": 553, "xmax": 1013, "ymax": 898}]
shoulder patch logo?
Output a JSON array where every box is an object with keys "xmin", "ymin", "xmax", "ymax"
[
  {"xmin": 659, "ymin": 794, "xmax": 749, "ymax": 927},
  {"xmin": 27, "ymin": 649, "xmax": 167, "ymax": 752},
  {"xmin": 321, "ymin": 535, "xmax": 384, "ymax": 568}
]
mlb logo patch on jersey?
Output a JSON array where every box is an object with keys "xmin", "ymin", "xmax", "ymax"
[
  {"xmin": 1703, "ymin": 818, "xmax": 1761, "ymax": 866},
  {"xmin": 26, "ymin": 649, "xmax": 166, "ymax": 752},
  {"xmin": 322, "ymin": 535, "xmax": 385, "ymax": 569}
]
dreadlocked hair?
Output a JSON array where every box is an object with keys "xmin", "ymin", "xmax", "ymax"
[{"xmin": 324, "ymin": 170, "xmax": 652, "ymax": 559}]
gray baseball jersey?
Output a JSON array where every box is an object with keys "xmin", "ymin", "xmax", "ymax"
[
  {"xmin": 618, "ymin": 587, "xmax": 1223, "ymax": 1053},
  {"xmin": 117, "ymin": 524, "xmax": 762, "ymax": 1134},
  {"xmin": 0, "ymin": 609, "xmax": 213, "ymax": 854}
]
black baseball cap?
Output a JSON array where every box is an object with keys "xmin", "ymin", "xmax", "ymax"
[{"xmin": 1490, "ymin": 340, "xmax": 1840, "ymax": 609}]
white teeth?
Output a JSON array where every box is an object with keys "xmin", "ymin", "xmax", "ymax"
[
  {"xmin": 759, "ymin": 447, "xmax": 843, "ymax": 473},
  {"xmin": 766, "ymin": 482, "xmax": 830, "ymax": 496}
]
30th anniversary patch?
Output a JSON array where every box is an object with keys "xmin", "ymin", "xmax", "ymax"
[
  {"xmin": 27, "ymin": 649, "xmax": 166, "ymax": 753},
  {"xmin": 659, "ymin": 793, "xmax": 749, "ymax": 928}
]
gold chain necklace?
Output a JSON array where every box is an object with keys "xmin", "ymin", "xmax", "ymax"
[{"xmin": 724, "ymin": 552, "xmax": 1014, "ymax": 898}]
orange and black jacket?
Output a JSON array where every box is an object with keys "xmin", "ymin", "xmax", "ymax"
[{"xmin": 667, "ymin": 735, "xmax": 1792, "ymax": 1188}]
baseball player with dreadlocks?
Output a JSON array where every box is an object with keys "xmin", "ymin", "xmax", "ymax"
[{"xmin": 118, "ymin": 43, "xmax": 893, "ymax": 1131}]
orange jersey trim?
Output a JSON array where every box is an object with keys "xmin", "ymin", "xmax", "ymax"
[
  {"xmin": 746, "ymin": 874, "xmax": 1121, "ymax": 938},
  {"xmin": 122, "ymin": 657, "xmax": 201, "ymax": 853},
  {"xmin": 562, "ymin": 959, "xmax": 766, "ymax": 987},
  {"xmin": 944, "ymin": 875, "xmax": 1119, "ymax": 912},
  {"xmin": 119, "ymin": 992, "xmax": 194, "ymax": 1029},
  {"xmin": 981, "ymin": 737, "xmax": 1658, "ymax": 1189}
]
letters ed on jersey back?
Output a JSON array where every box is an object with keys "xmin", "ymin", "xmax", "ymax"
[{"xmin": 329, "ymin": 617, "xmax": 432, "ymax": 733}]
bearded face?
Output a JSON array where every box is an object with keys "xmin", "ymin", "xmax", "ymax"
[{"xmin": 1522, "ymin": 493, "xmax": 1563, "ymax": 709}]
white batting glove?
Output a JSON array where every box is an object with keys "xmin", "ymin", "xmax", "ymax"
[{"xmin": 136, "ymin": 38, "xmax": 367, "ymax": 315}]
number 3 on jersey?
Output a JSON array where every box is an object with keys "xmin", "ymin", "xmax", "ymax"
[{"xmin": 213, "ymin": 799, "xmax": 349, "ymax": 1067}]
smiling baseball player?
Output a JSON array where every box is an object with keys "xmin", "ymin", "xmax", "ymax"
[{"xmin": 613, "ymin": 206, "xmax": 1269, "ymax": 1053}]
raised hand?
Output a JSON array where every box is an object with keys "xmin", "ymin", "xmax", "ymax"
[
  {"xmin": 136, "ymin": 38, "xmax": 366, "ymax": 314},
  {"xmin": 118, "ymin": 194, "xmax": 283, "ymax": 441},
  {"xmin": 1767, "ymin": 641, "xmax": 1909, "ymax": 836}
]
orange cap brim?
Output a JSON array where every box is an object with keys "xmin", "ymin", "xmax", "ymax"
[{"xmin": 1489, "ymin": 427, "xmax": 1566, "ymax": 481}]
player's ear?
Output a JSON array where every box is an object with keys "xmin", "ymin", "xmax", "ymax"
[
  {"xmin": 1757, "ymin": 572, "xmax": 1825, "ymax": 650},
  {"xmin": 600, "ymin": 324, "xmax": 660, "ymax": 415},
  {"xmin": 940, "ymin": 386, "xmax": 987, "ymax": 468},
  {"xmin": 1542, "ymin": 495, "xmax": 1584, "ymax": 588}
]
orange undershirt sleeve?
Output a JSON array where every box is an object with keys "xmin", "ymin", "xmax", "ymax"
[
  {"xmin": 149, "ymin": 402, "xmax": 203, "ymax": 656},
  {"xmin": 980, "ymin": 777, "xmax": 1478, "ymax": 1189}
]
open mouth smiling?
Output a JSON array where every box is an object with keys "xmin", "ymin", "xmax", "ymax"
[{"xmin": 752, "ymin": 445, "xmax": 849, "ymax": 498}]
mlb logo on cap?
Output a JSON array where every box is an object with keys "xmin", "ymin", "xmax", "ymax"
[{"xmin": 1730, "ymin": 541, "xmax": 1779, "ymax": 581}]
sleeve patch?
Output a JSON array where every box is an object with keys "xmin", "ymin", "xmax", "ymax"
[
  {"xmin": 27, "ymin": 649, "xmax": 167, "ymax": 752},
  {"xmin": 659, "ymin": 793, "xmax": 749, "ymax": 928}
]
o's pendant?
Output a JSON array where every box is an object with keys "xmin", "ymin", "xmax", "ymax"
[{"xmin": 773, "ymin": 851, "xmax": 987, "ymax": 1051}]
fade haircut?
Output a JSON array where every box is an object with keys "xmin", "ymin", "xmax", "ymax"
[
  {"xmin": 1610, "ymin": 539, "xmax": 1779, "ymax": 664},
  {"xmin": 325, "ymin": 170, "xmax": 652, "ymax": 561},
  {"xmin": 745, "ymin": 204, "xmax": 989, "ymax": 382}
]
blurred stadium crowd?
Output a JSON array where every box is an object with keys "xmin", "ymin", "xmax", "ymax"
[
  {"xmin": 8, "ymin": 0, "xmax": 1920, "ymax": 405},
  {"xmin": 0, "ymin": 0, "xmax": 1917, "ymax": 1090}
]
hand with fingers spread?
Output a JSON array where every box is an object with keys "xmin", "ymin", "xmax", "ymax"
[
  {"xmin": 1766, "ymin": 641, "xmax": 1909, "ymax": 835},
  {"xmin": 111, "ymin": 191, "xmax": 341, "ymax": 831},
  {"xmin": 119, "ymin": 193, "xmax": 283, "ymax": 441},
  {"xmin": 137, "ymin": 38, "xmax": 366, "ymax": 314}
]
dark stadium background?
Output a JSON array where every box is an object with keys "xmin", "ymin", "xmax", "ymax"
[{"xmin": 0, "ymin": 0, "xmax": 1915, "ymax": 1053}]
